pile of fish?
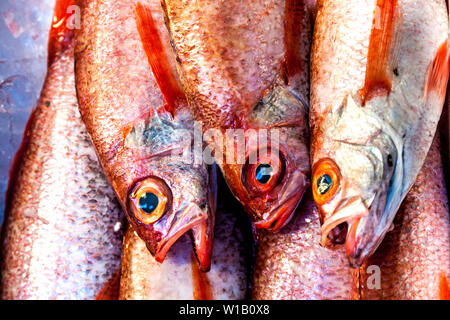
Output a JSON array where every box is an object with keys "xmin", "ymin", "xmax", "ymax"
[{"xmin": 0, "ymin": 0, "xmax": 449, "ymax": 300}]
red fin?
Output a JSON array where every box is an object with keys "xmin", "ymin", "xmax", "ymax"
[
  {"xmin": 48, "ymin": 0, "xmax": 76, "ymax": 66},
  {"xmin": 439, "ymin": 272, "xmax": 450, "ymax": 300},
  {"xmin": 424, "ymin": 40, "xmax": 450, "ymax": 107},
  {"xmin": 351, "ymin": 268, "xmax": 361, "ymax": 300},
  {"xmin": 135, "ymin": 2, "xmax": 187, "ymax": 117},
  {"xmin": 95, "ymin": 270, "xmax": 121, "ymax": 300},
  {"xmin": 191, "ymin": 253, "xmax": 213, "ymax": 300},
  {"xmin": 284, "ymin": 0, "xmax": 304, "ymax": 81},
  {"xmin": 359, "ymin": 0, "xmax": 400, "ymax": 105}
]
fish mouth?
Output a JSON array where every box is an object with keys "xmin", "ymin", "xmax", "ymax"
[
  {"xmin": 321, "ymin": 195, "xmax": 398, "ymax": 268},
  {"xmin": 154, "ymin": 203, "xmax": 212, "ymax": 271},
  {"xmin": 320, "ymin": 196, "xmax": 369, "ymax": 245},
  {"xmin": 253, "ymin": 170, "xmax": 309, "ymax": 231}
]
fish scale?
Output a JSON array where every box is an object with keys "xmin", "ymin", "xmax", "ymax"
[
  {"xmin": 0, "ymin": 0, "xmax": 124, "ymax": 298},
  {"xmin": 252, "ymin": 193, "xmax": 356, "ymax": 300},
  {"xmin": 75, "ymin": 0, "xmax": 215, "ymax": 270},
  {"xmin": 310, "ymin": 0, "xmax": 449, "ymax": 266},
  {"xmin": 119, "ymin": 192, "xmax": 249, "ymax": 300},
  {"xmin": 251, "ymin": 2, "xmax": 357, "ymax": 300},
  {"xmin": 360, "ymin": 134, "xmax": 450, "ymax": 300},
  {"xmin": 163, "ymin": 0, "xmax": 311, "ymax": 231}
]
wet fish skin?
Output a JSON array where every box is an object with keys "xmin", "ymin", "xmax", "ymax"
[
  {"xmin": 251, "ymin": 6, "xmax": 355, "ymax": 299},
  {"xmin": 252, "ymin": 192, "xmax": 356, "ymax": 300},
  {"xmin": 74, "ymin": 0, "xmax": 215, "ymax": 269},
  {"xmin": 310, "ymin": 0, "xmax": 449, "ymax": 266},
  {"xmin": 0, "ymin": 0, "xmax": 123, "ymax": 299},
  {"xmin": 162, "ymin": 0, "xmax": 311, "ymax": 231},
  {"xmin": 360, "ymin": 134, "xmax": 450, "ymax": 300}
]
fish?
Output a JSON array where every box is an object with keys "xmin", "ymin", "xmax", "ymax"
[
  {"xmin": 74, "ymin": 0, "xmax": 215, "ymax": 271},
  {"xmin": 161, "ymin": 0, "xmax": 311, "ymax": 231},
  {"xmin": 310, "ymin": 0, "xmax": 449, "ymax": 267},
  {"xmin": 251, "ymin": 3, "xmax": 356, "ymax": 300},
  {"xmin": 0, "ymin": 0, "xmax": 123, "ymax": 299},
  {"xmin": 252, "ymin": 192, "xmax": 356, "ymax": 300},
  {"xmin": 119, "ymin": 178, "xmax": 250, "ymax": 300},
  {"xmin": 359, "ymin": 134, "xmax": 450, "ymax": 300}
]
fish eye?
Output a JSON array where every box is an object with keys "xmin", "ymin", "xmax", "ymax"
[
  {"xmin": 317, "ymin": 173, "xmax": 333, "ymax": 195},
  {"xmin": 128, "ymin": 177, "xmax": 172, "ymax": 224},
  {"xmin": 387, "ymin": 154, "xmax": 394, "ymax": 167},
  {"xmin": 243, "ymin": 151, "xmax": 285, "ymax": 194},
  {"xmin": 312, "ymin": 158, "xmax": 341, "ymax": 205},
  {"xmin": 255, "ymin": 163, "xmax": 273, "ymax": 185},
  {"xmin": 138, "ymin": 192, "xmax": 159, "ymax": 214}
]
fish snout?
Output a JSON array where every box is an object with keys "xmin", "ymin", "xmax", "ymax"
[
  {"xmin": 154, "ymin": 202, "xmax": 212, "ymax": 270},
  {"xmin": 318, "ymin": 193, "xmax": 397, "ymax": 268},
  {"xmin": 253, "ymin": 169, "xmax": 309, "ymax": 231}
]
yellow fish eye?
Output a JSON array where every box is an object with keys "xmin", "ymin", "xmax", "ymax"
[
  {"xmin": 312, "ymin": 158, "xmax": 341, "ymax": 205},
  {"xmin": 128, "ymin": 178, "xmax": 171, "ymax": 224}
]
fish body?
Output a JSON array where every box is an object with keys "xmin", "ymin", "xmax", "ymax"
[
  {"xmin": 120, "ymin": 182, "xmax": 249, "ymax": 300},
  {"xmin": 0, "ymin": 0, "xmax": 123, "ymax": 299},
  {"xmin": 360, "ymin": 135, "xmax": 450, "ymax": 300},
  {"xmin": 252, "ymin": 193, "xmax": 356, "ymax": 300},
  {"xmin": 74, "ymin": 0, "xmax": 215, "ymax": 270},
  {"xmin": 162, "ymin": 0, "xmax": 311, "ymax": 231},
  {"xmin": 251, "ymin": 5, "xmax": 355, "ymax": 299},
  {"xmin": 310, "ymin": 0, "xmax": 449, "ymax": 266}
]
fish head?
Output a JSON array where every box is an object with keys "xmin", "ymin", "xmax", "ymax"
[
  {"xmin": 311, "ymin": 95, "xmax": 403, "ymax": 267},
  {"xmin": 124, "ymin": 113, "xmax": 215, "ymax": 271},
  {"xmin": 221, "ymin": 84, "xmax": 310, "ymax": 231}
]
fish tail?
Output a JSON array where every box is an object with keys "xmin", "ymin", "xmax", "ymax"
[
  {"xmin": 134, "ymin": 2, "xmax": 187, "ymax": 117},
  {"xmin": 359, "ymin": 0, "xmax": 400, "ymax": 105},
  {"xmin": 48, "ymin": 0, "xmax": 76, "ymax": 66}
]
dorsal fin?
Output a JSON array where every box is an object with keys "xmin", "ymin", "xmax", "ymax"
[
  {"xmin": 359, "ymin": 0, "xmax": 400, "ymax": 105},
  {"xmin": 48, "ymin": 0, "xmax": 75, "ymax": 66},
  {"xmin": 135, "ymin": 2, "xmax": 187, "ymax": 117},
  {"xmin": 283, "ymin": 0, "xmax": 304, "ymax": 82}
]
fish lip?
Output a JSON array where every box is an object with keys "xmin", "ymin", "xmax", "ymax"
[
  {"xmin": 253, "ymin": 170, "xmax": 309, "ymax": 231},
  {"xmin": 191, "ymin": 222, "xmax": 213, "ymax": 272},
  {"xmin": 320, "ymin": 195, "xmax": 395, "ymax": 268},
  {"xmin": 154, "ymin": 203, "xmax": 208, "ymax": 264},
  {"xmin": 320, "ymin": 196, "xmax": 369, "ymax": 247},
  {"xmin": 346, "ymin": 197, "xmax": 396, "ymax": 268}
]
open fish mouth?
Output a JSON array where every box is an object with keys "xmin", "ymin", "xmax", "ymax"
[
  {"xmin": 154, "ymin": 203, "xmax": 212, "ymax": 271},
  {"xmin": 320, "ymin": 195, "xmax": 399, "ymax": 267},
  {"xmin": 254, "ymin": 170, "xmax": 309, "ymax": 231},
  {"xmin": 320, "ymin": 196, "xmax": 369, "ymax": 245}
]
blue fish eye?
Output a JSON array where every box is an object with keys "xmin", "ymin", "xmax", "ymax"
[
  {"xmin": 138, "ymin": 192, "xmax": 159, "ymax": 214},
  {"xmin": 317, "ymin": 174, "xmax": 333, "ymax": 195},
  {"xmin": 255, "ymin": 163, "xmax": 273, "ymax": 185}
]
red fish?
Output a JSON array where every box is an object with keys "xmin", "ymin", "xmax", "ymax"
[
  {"xmin": 74, "ymin": 0, "xmax": 215, "ymax": 270},
  {"xmin": 0, "ymin": 0, "xmax": 123, "ymax": 299},
  {"xmin": 161, "ymin": 0, "xmax": 311, "ymax": 231},
  {"xmin": 310, "ymin": 0, "xmax": 449, "ymax": 266},
  {"xmin": 359, "ymin": 134, "xmax": 450, "ymax": 300},
  {"xmin": 252, "ymin": 192, "xmax": 357, "ymax": 299},
  {"xmin": 120, "ymin": 181, "xmax": 250, "ymax": 299}
]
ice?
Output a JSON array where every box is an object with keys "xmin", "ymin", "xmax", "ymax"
[{"xmin": 0, "ymin": 0, "xmax": 55, "ymax": 223}]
